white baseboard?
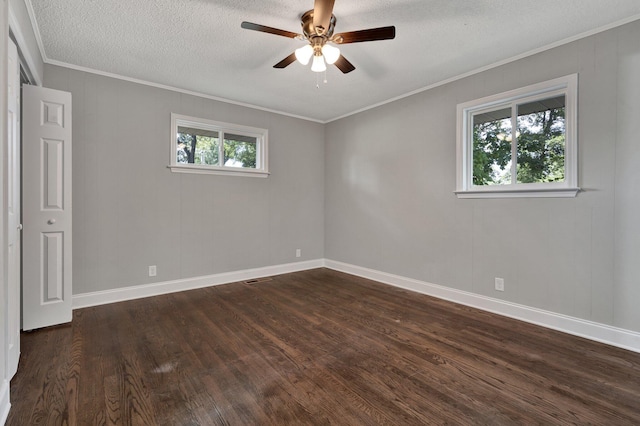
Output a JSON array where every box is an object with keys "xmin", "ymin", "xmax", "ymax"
[
  {"xmin": 72, "ymin": 259, "xmax": 324, "ymax": 309},
  {"xmin": 325, "ymin": 259, "xmax": 640, "ymax": 354},
  {"xmin": 0, "ymin": 379, "xmax": 10, "ymax": 426},
  {"xmin": 72, "ymin": 258, "xmax": 640, "ymax": 354}
]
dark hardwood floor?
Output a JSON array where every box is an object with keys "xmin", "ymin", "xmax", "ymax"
[{"xmin": 8, "ymin": 268, "xmax": 640, "ymax": 425}]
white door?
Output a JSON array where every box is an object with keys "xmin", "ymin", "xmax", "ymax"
[
  {"xmin": 22, "ymin": 85, "xmax": 72, "ymax": 331},
  {"xmin": 7, "ymin": 39, "xmax": 21, "ymax": 378}
]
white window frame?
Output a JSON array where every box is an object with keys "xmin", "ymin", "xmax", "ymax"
[
  {"xmin": 455, "ymin": 74, "xmax": 579, "ymax": 198},
  {"xmin": 169, "ymin": 113, "xmax": 269, "ymax": 178}
]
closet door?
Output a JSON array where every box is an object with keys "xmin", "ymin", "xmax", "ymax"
[
  {"xmin": 22, "ymin": 84, "xmax": 72, "ymax": 331},
  {"xmin": 6, "ymin": 38, "xmax": 20, "ymax": 378}
]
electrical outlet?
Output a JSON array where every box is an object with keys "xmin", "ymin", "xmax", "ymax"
[
  {"xmin": 296, "ymin": 249, "xmax": 301, "ymax": 258},
  {"xmin": 149, "ymin": 265, "xmax": 157, "ymax": 277},
  {"xmin": 495, "ymin": 277, "xmax": 504, "ymax": 292}
]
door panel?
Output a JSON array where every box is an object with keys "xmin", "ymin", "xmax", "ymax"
[
  {"xmin": 43, "ymin": 138, "xmax": 65, "ymax": 210},
  {"xmin": 22, "ymin": 84, "xmax": 72, "ymax": 331},
  {"xmin": 43, "ymin": 232, "xmax": 64, "ymax": 301}
]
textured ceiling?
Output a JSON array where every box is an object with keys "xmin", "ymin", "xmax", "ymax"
[{"xmin": 27, "ymin": 0, "xmax": 640, "ymax": 122}]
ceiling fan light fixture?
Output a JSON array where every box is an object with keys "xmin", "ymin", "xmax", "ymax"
[
  {"xmin": 321, "ymin": 44, "xmax": 340, "ymax": 64},
  {"xmin": 311, "ymin": 54, "xmax": 327, "ymax": 72},
  {"xmin": 295, "ymin": 44, "xmax": 314, "ymax": 65}
]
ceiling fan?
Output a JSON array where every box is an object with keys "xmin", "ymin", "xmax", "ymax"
[{"xmin": 241, "ymin": 0, "xmax": 396, "ymax": 74}]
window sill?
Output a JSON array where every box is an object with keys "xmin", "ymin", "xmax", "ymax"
[
  {"xmin": 168, "ymin": 165, "xmax": 270, "ymax": 178},
  {"xmin": 455, "ymin": 187, "xmax": 580, "ymax": 199}
]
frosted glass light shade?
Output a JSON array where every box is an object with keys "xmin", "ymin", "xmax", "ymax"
[
  {"xmin": 311, "ymin": 54, "xmax": 326, "ymax": 72},
  {"xmin": 295, "ymin": 45, "xmax": 314, "ymax": 65},
  {"xmin": 321, "ymin": 44, "xmax": 341, "ymax": 64}
]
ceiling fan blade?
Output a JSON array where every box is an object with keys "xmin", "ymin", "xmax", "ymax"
[
  {"xmin": 333, "ymin": 26, "xmax": 396, "ymax": 44},
  {"xmin": 241, "ymin": 21, "xmax": 299, "ymax": 39},
  {"xmin": 313, "ymin": 0, "xmax": 335, "ymax": 34},
  {"xmin": 334, "ymin": 55, "xmax": 355, "ymax": 74},
  {"xmin": 273, "ymin": 53, "xmax": 297, "ymax": 69}
]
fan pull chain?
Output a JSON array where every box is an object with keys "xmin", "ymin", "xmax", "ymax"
[{"xmin": 315, "ymin": 71, "xmax": 329, "ymax": 89}]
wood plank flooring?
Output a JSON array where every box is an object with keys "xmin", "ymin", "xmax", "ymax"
[{"xmin": 8, "ymin": 268, "xmax": 640, "ymax": 425}]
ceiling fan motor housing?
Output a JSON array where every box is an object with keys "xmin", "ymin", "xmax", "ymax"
[{"xmin": 301, "ymin": 10, "xmax": 336, "ymax": 39}]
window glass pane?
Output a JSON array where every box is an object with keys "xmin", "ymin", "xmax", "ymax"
[
  {"xmin": 516, "ymin": 95, "xmax": 565, "ymax": 184},
  {"xmin": 177, "ymin": 126, "xmax": 220, "ymax": 165},
  {"xmin": 223, "ymin": 133, "xmax": 257, "ymax": 169},
  {"xmin": 472, "ymin": 107, "xmax": 512, "ymax": 186}
]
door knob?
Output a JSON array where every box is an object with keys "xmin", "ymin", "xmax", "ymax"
[
  {"xmin": 47, "ymin": 219, "xmax": 56, "ymax": 225},
  {"xmin": 17, "ymin": 224, "xmax": 23, "ymax": 231}
]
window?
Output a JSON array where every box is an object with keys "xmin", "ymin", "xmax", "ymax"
[
  {"xmin": 169, "ymin": 114, "xmax": 268, "ymax": 177},
  {"xmin": 456, "ymin": 75, "xmax": 578, "ymax": 198}
]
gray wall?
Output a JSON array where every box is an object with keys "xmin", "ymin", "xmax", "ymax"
[
  {"xmin": 325, "ymin": 20, "xmax": 640, "ymax": 333},
  {"xmin": 44, "ymin": 65, "xmax": 325, "ymax": 295}
]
